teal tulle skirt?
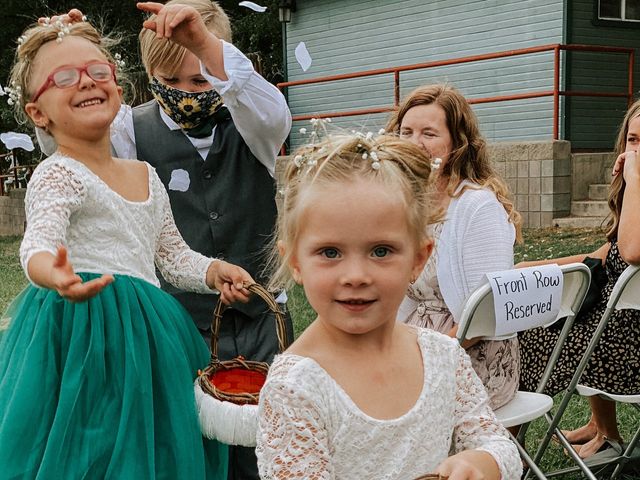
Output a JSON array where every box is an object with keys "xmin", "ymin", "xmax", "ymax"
[{"xmin": 0, "ymin": 273, "xmax": 227, "ymax": 480}]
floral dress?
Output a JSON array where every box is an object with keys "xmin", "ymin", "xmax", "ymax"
[
  {"xmin": 519, "ymin": 241, "xmax": 640, "ymax": 395},
  {"xmin": 404, "ymin": 225, "xmax": 520, "ymax": 410}
]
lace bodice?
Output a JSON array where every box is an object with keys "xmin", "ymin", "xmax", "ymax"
[
  {"xmin": 20, "ymin": 153, "xmax": 213, "ymax": 292},
  {"xmin": 256, "ymin": 329, "xmax": 521, "ymax": 480}
]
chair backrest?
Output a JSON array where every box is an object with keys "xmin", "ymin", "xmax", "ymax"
[
  {"xmin": 457, "ymin": 262, "xmax": 592, "ymax": 341},
  {"xmin": 608, "ymin": 265, "xmax": 640, "ymax": 311}
]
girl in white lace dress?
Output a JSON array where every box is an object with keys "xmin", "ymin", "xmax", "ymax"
[
  {"xmin": 0, "ymin": 18, "xmax": 254, "ymax": 479},
  {"xmin": 256, "ymin": 134, "xmax": 521, "ymax": 479}
]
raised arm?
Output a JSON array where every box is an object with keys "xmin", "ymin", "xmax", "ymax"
[
  {"xmin": 615, "ymin": 150, "xmax": 640, "ymax": 264},
  {"xmin": 137, "ymin": 1, "xmax": 291, "ymax": 176}
]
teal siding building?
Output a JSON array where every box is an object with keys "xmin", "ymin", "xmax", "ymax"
[{"xmin": 282, "ymin": 0, "xmax": 639, "ymax": 150}]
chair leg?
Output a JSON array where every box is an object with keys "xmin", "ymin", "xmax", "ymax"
[
  {"xmin": 610, "ymin": 423, "xmax": 640, "ymax": 480},
  {"xmin": 508, "ymin": 431, "xmax": 547, "ymax": 480},
  {"xmin": 547, "ymin": 426, "xmax": 599, "ymax": 480}
]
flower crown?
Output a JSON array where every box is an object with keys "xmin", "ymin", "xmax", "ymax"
[
  {"xmin": 294, "ymin": 118, "xmax": 388, "ymax": 172},
  {"xmin": 293, "ymin": 119, "xmax": 443, "ymax": 172}
]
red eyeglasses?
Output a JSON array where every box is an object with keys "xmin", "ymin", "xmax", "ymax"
[{"xmin": 31, "ymin": 62, "xmax": 116, "ymax": 102}]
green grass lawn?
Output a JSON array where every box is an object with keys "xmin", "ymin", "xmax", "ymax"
[{"xmin": 1, "ymin": 228, "xmax": 637, "ymax": 477}]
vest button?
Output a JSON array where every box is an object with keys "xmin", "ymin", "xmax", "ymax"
[
  {"xmin": 203, "ymin": 169, "xmax": 212, "ymax": 179},
  {"xmin": 209, "ymin": 211, "xmax": 219, "ymax": 220}
]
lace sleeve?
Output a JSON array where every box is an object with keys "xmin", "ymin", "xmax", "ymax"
[
  {"xmin": 19, "ymin": 161, "xmax": 87, "ymax": 283},
  {"xmin": 451, "ymin": 347, "xmax": 522, "ymax": 479},
  {"xmin": 153, "ymin": 171, "xmax": 215, "ymax": 294},
  {"xmin": 256, "ymin": 365, "xmax": 334, "ymax": 480}
]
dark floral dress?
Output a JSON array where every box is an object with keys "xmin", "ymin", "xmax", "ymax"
[{"xmin": 519, "ymin": 241, "xmax": 640, "ymax": 395}]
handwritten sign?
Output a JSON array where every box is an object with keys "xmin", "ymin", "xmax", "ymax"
[{"xmin": 487, "ymin": 264, "xmax": 563, "ymax": 336}]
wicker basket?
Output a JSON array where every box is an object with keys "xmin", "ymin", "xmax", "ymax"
[{"xmin": 195, "ymin": 283, "xmax": 289, "ymax": 446}]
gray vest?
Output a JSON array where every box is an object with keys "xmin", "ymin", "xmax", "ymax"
[{"xmin": 132, "ymin": 100, "xmax": 278, "ymax": 330}]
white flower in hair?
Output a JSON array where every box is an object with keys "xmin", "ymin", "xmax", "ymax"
[
  {"xmin": 431, "ymin": 157, "xmax": 443, "ymax": 170},
  {"xmin": 378, "ymin": 128, "xmax": 385, "ymax": 135},
  {"xmin": 299, "ymin": 127, "xmax": 307, "ymax": 135},
  {"xmin": 4, "ymin": 83, "xmax": 21, "ymax": 106},
  {"xmin": 294, "ymin": 155, "xmax": 304, "ymax": 168},
  {"xmin": 114, "ymin": 53, "xmax": 126, "ymax": 69}
]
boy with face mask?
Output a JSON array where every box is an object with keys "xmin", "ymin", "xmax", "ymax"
[{"xmin": 114, "ymin": 2, "xmax": 291, "ymax": 479}]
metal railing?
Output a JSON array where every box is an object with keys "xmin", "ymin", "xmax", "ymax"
[{"xmin": 277, "ymin": 43, "xmax": 635, "ymax": 142}]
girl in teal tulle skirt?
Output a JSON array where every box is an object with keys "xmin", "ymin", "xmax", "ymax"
[{"xmin": 0, "ymin": 16, "xmax": 254, "ymax": 480}]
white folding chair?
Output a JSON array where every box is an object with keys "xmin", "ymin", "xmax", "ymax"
[
  {"xmin": 534, "ymin": 265, "xmax": 640, "ymax": 480},
  {"xmin": 457, "ymin": 262, "xmax": 592, "ymax": 480}
]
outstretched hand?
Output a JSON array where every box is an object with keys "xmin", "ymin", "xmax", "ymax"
[
  {"xmin": 612, "ymin": 149, "xmax": 640, "ymax": 182},
  {"xmin": 137, "ymin": 2, "xmax": 214, "ymax": 54},
  {"xmin": 50, "ymin": 246, "xmax": 114, "ymax": 302},
  {"xmin": 206, "ymin": 260, "xmax": 254, "ymax": 304}
]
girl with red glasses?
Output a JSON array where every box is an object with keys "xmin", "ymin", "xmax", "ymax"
[{"xmin": 0, "ymin": 17, "xmax": 253, "ymax": 480}]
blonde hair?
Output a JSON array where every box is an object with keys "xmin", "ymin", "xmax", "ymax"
[
  {"xmin": 268, "ymin": 133, "xmax": 441, "ymax": 290},
  {"xmin": 606, "ymin": 99, "xmax": 640, "ymax": 241},
  {"xmin": 139, "ymin": 0, "xmax": 232, "ymax": 78},
  {"xmin": 9, "ymin": 21, "xmax": 119, "ymax": 124},
  {"xmin": 387, "ymin": 84, "xmax": 522, "ymax": 242}
]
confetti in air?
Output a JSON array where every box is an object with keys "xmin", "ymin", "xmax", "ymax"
[
  {"xmin": 238, "ymin": 1, "xmax": 267, "ymax": 12},
  {"xmin": 295, "ymin": 42, "xmax": 312, "ymax": 72}
]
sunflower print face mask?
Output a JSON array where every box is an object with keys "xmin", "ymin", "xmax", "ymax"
[{"xmin": 149, "ymin": 77, "xmax": 224, "ymax": 136}]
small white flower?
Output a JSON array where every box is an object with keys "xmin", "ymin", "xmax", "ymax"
[
  {"xmin": 7, "ymin": 98, "xmax": 14, "ymax": 106},
  {"xmin": 378, "ymin": 128, "xmax": 385, "ymax": 135},
  {"xmin": 56, "ymin": 37, "xmax": 63, "ymax": 43},
  {"xmin": 370, "ymin": 151, "xmax": 379, "ymax": 161},
  {"xmin": 325, "ymin": 118, "xmax": 332, "ymax": 123},
  {"xmin": 371, "ymin": 161, "xmax": 381, "ymax": 170},
  {"xmin": 365, "ymin": 132, "xmax": 373, "ymax": 140},
  {"xmin": 362, "ymin": 152, "xmax": 368, "ymax": 160},
  {"xmin": 294, "ymin": 155, "xmax": 304, "ymax": 168},
  {"xmin": 299, "ymin": 127, "xmax": 307, "ymax": 135},
  {"xmin": 81, "ymin": 15, "xmax": 88, "ymax": 21}
]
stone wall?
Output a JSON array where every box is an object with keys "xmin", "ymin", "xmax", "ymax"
[
  {"xmin": 488, "ymin": 140, "xmax": 572, "ymax": 228},
  {"xmin": 0, "ymin": 188, "xmax": 26, "ymax": 236}
]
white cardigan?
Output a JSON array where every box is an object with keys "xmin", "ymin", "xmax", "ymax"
[{"xmin": 398, "ymin": 182, "xmax": 515, "ymax": 323}]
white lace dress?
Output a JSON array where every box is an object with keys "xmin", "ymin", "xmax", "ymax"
[
  {"xmin": 19, "ymin": 152, "xmax": 214, "ymax": 291},
  {"xmin": 0, "ymin": 152, "xmax": 228, "ymax": 479},
  {"xmin": 256, "ymin": 328, "xmax": 522, "ymax": 480}
]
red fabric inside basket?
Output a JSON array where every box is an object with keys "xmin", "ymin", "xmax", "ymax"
[{"xmin": 209, "ymin": 368, "xmax": 266, "ymax": 394}]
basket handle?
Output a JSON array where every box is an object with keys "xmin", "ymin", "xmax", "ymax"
[{"xmin": 210, "ymin": 283, "xmax": 290, "ymax": 360}]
